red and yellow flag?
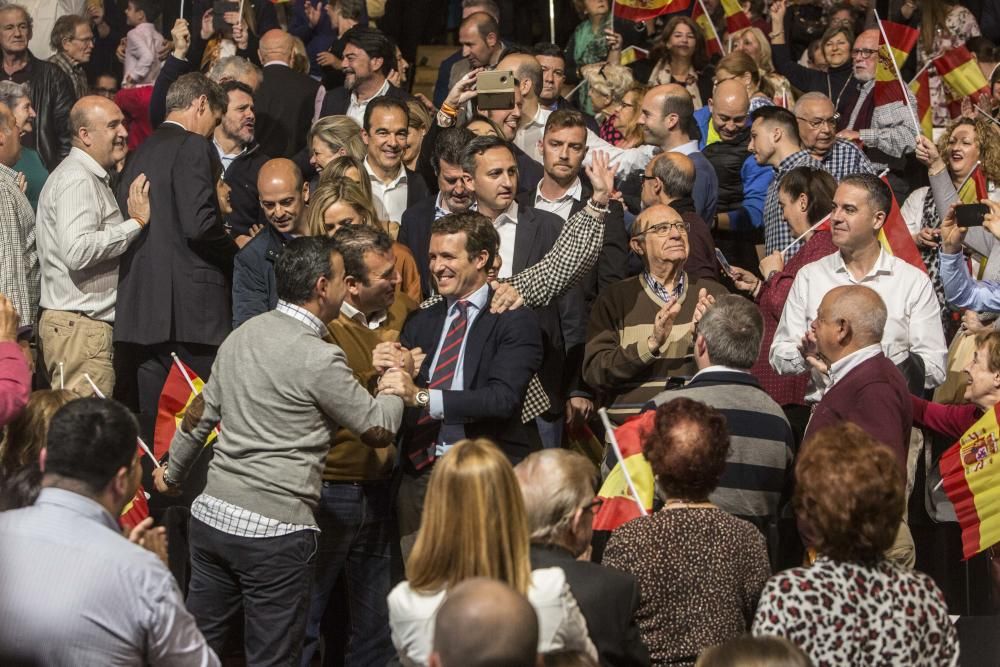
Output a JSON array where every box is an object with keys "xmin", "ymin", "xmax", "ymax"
[
  {"xmin": 119, "ymin": 486, "xmax": 150, "ymax": 531},
  {"xmin": 593, "ymin": 412, "xmax": 655, "ymax": 532},
  {"xmin": 720, "ymin": 0, "xmax": 750, "ymax": 34},
  {"xmin": 940, "ymin": 405, "xmax": 1000, "ymax": 559},
  {"xmin": 693, "ymin": 0, "xmax": 723, "ymax": 57},
  {"xmin": 619, "ymin": 45, "xmax": 649, "ymax": 66},
  {"xmin": 613, "ymin": 0, "xmax": 691, "ymax": 22},
  {"xmin": 909, "ymin": 68, "xmax": 933, "ymax": 139},
  {"xmin": 874, "ymin": 20, "xmax": 918, "ymax": 107},
  {"xmin": 958, "ymin": 162, "xmax": 988, "ymax": 204},
  {"xmin": 877, "ymin": 175, "xmax": 927, "ymax": 273},
  {"xmin": 153, "ymin": 360, "xmax": 217, "ymax": 460},
  {"xmin": 933, "ymin": 45, "xmax": 991, "ymax": 117}
]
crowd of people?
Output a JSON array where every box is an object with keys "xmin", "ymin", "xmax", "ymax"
[{"xmin": 0, "ymin": 0, "xmax": 997, "ymax": 665}]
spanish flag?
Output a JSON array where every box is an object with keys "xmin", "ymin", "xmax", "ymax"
[
  {"xmin": 613, "ymin": 0, "xmax": 691, "ymax": 22},
  {"xmin": 909, "ymin": 68, "xmax": 933, "ymax": 139},
  {"xmin": 878, "ymin": 175, "xmax": 927, "ymax": 273},
  {"xmin": 721, "ymin": 0, "xmax": 750, "ymax": 33},
  {"xmin": 593, "ymin": 412, "xmax": 655, "ymax": 533},
  {"xmin": 693, "ymin": 0, "xmax": 723, "ymax": 57},
  {"xmin": 873, "ymin": 20, "xmax": 918, "ymax": 107},
  {"xmin": 119, "ymin": 486, "xmax": 150, "ymax": 531},
  {"xmin": 940, "ymin": 405, "xmax": 1000, "ymax": 559},
  {"xmin": 153, "ymin": 359, "xmax": 218, "ymax": 460},
  {"xmin": 933, "ymin": 45, "xmax": 991, "ymax": 115},
  {"xmin": 958, "ymin": 162, "xmax": 988, "ymax": 205},
  {"xmin": 619, "ymin": 45, "xmax": 649, "ymax": 66}
]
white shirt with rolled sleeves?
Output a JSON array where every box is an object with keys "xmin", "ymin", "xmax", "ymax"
[{"xmin": 769, "ymin": 248, "xmax": 947, "ymax": 403}]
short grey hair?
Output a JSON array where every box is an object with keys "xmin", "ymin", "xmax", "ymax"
[
  {"xmin": 207, "ymin": 56, "xmax": 261, "ymax": 87},
  {"xmin": 165, "ymin": 72, "xmax": 228, "ymax": 114},
  {"xmin": 0, "ymin": 81, "xmax": 28, "ymax": 110},
  {"xmin": 514, "ymin": 450, "xmax": 597, "ymax": 545},
  {"xmin": 697, "ymin": 295, "xmax": 764, "ymax": 370},
  {"xmin": 651, "ymin": 154, "xmax": 693, "ymax": 199},
  {"xmin": 0, "ymin": 5, "xmax": 31, "ymax": 33},
  {"xmin": 793, "ymin": 91, "xmax": 834, "ymax": 115}
]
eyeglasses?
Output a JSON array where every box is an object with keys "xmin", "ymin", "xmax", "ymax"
[
  {"xmin": 640, "ymin": 173, "xmax": 658, "ymax": 183},
  {"xmin": 796, "ymin": 113, "xmax": 840, "ymax": 130},
  {"xmin": 633, "ymin": 220, "xmax": 690, "ymax": 237},
  {"xmin": 68, "ymin": 36, "xmax": 95, "ymax": 44},
  {"xmin": 850, "ymin": 47, "xmax": 877, "ymax": 60}
]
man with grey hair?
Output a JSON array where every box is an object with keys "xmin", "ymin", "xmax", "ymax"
[
  {"xmin": 651, "ymin": 294, "xmax": 794, "ymax": 535},
  {"xmin": 48, "ymin": 14, "xmax": 91, "ymax": 98},
  {"xmin": 795, "ymin": 92, "xmax": 877, "ymax": 180},
  {"xmin": 514, "ymin": 449, "xmax": 649, "ymax": 667}
]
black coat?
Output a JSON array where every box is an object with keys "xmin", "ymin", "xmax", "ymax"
[
  {"xmin": 319, "ymin": 80, "xmax": 411, "ymax": 117},
  {"xmin": 255, "ymin": 64, "xmax": 320, "ymax": 158},
  {"xmin": 114, "ymin": 123, "xmax": 237, "ymax": 347},
  {"xmin": 397, "ymin": 195, "xmax": 436, "ymax": 298},
  {"xmin": 222, "ymin": 143, "xmax": 270, "ymax": 238},
  {"xmin": 530, "ymin": 544, "xmax": 650, "ymax": 667},
  {"xmin": 231, "ymin": 224, "xmax": 284, "ymax": 328},
  {"xmin": 20, "ymin": 54, "xmax": 75, "ymax": 170}
]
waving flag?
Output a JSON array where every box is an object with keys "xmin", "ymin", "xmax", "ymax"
[
  {"xmin": 693, "ymin": 0, "xmax": 724, "ymax": 57},
  {"xmin": 593, "ymin": 412, "xmax": 656, "ymax": 533},
  {"xmin": 613, "ymin": 0, "xmax": 691, "ymax": 22},
  {"xmin": 958, "ymin": 162, "xmax": 988, "ymax": 205},
  {"xmin": 909, "ymin": 68, "xmax": 933, "ymax": 139},
  {"xmin": 874, "ymin": 20, "xmax": 918, "ymax": 107},
  {"xmin": 934, "ymin": 45, "xmax": 991, "ymax": 118},
  {"xmin": 720, "ymin": 0, "xmax": 750, "ymax": 33},
  {"xmin": 119, "ymin": 487, "xmax": 150, "ymax": 531},
  {"xmin": 619, "ymin": 45, "xmax": 649, "ymax": 66},
  {"xmin": 153, "ymin": 359, "xmax": 218, "ymax": 460},
  {"xmin": 940, "ymin": 405, "xmax": 1000, "ymax": 559},
  {"xmin": 878, "ymin": 175, "xmax": 927, "ymax": 273}
]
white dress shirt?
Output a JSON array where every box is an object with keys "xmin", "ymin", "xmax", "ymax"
[
  {"xmin": 769, "ymin": 248, "xmax": 947, "ymax": 402},
  {"xmin": 827, "ymin": 343, "xmax": 883, "ymax": 387},
  {"xmin": 533, "ymin": 177, "xmax": 582, "ymax": 222},
  {"xmin": 365, "ymin": 157, "xmax": 409, "ymax": 224},
  {"xmin": 339, "ymin": 299, "xmax": 388, "ymax": 330},
  {"xmin": 347, "ymin": 78, "xmax": 391, "ymax": 127},
  {"xmin": 493, "ymin": 201, "xmax": 520, "ymax": 279},
  {"xmin": 35, "ymin": 147, "xmax": 143, "ymax": 323}
]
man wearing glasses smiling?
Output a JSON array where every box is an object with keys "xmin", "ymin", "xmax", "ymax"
[{"xmin": 584, "ymin": 203, "xmax": 725, "ymax": 425}]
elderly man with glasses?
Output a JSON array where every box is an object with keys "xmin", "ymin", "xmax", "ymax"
[
  {"xmin": 795, "ymin": 92, "xmax": 877, "ymax": 181},
  {"xmin": 583, "ymin": 203, "xmax": 726, "ymax": 425},
  {"xmin": 48, "ymin": 14, "xmax": 92, "ymax": 99}
]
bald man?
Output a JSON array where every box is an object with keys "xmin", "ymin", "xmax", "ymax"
[
  {"xmin": 35, "ymin": 96, "xmax": 150, "ymax": 395},
  {"xmin": 584, "ymin": 203, "xmax": 726, "ymax": 424},
  {"xmin": 429, "ymin": 579, "xmax": 540, "ymax": 667},
  {"xmin": 232, "ymin": 158, "xmax": 309, "ymax": 327},
  {"xmin": 254, "ymin": 29, "xmax": 322, "ymax": 159},
  {"xmin": 695, "ymin": 78, "xmax": 772, "ymax": 238},
  {"xmin": 794, "ymin": 93, "xmax": 876, "ymax": 179}
]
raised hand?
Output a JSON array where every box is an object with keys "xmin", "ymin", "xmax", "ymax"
[
  {"xmin": 939, "ymin": 202, "xmax": 967, "ymax": 255},
  {"xmin": 648, "ymin": 296, "xmax": 682, "ymax": 353},
  {"xmin": 444, "ymin": 68, "xmax": 484, "ymax": 110},
  {"xmin": 584, "ymin": 149, "xmax": 616, "ymax": 206},
  {"xmin": 0, "ymin": 293, "xmax": 20, "ymax": 343},
  {"xmin": 799, "ymin": 329, "xmax": 828, "ymax": 374},
  {"xmin": 728, "ymin": 266, "xmax": 760, "ymax": 294},
  {"xmin": 171, "ymin": 19, "xmax": 191, "ymax": 59},
  {"xmin": 691, "ymin": 288, "xmax": 715, "ymax": 326},
  {"xmin": 304, "ymin": 1, "xmax": 322, "ymax": 27},
  {"xmin": 489, "ymin": 281, "xmax": 524, "ymax": 313}
]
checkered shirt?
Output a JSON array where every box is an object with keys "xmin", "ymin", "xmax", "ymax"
[
  {"xmin": 191, "ymin": 494, "xmax": 317, "ymax": 538},
  {"xmin": 0, "ymin": 163, "xmax": 39, "ymax": 330},
  {"xmin": 763, "ymin": 151, "xmax": 826, "ymax": 257},
  {"xmin": 847, "ymin": 79, "xmax": 919, "ymax": 161},
  {"xmin": 420, "ymin": 204, "xmax": 607, "ymax": 422},
  {"xmin": 819, "ymin": 138, "xmax": 878, "ymax": 181}
]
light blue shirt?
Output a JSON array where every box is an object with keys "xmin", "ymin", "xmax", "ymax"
[
  {"xmin": 940, "ymin": 250, "xmax": 1000, "ymax": 311},
  {"xmin": 428, "ymin": 281, "xmax": 490, "ymax": 455}
]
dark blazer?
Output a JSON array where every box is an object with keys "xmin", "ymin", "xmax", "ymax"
[
  {"xmin": 399, "ymin": 286, "xmax": 544, "ymax": 461},
  {"xmin": 397, "ymin": 194, "xmax": 436, "ymax": 297},
  {"xmin": 254, "ymin": 64, "xmax": 320, "ymax": 158},
  {"xmin": 223, "ymin": 143, "xmax": 270, "ymax": 238},
  {"xmin": 530, "ymin": 544, "xmax": 650, "ymax": 667},
  {"xmin": 231, "ymin": 224, "xmax": 285, "ymax": 328},
  {"xmin": 403, "ymin": 167, "xmax": 431, "ymax": 212},
  {"xmin": 319, "ymin": 80, "xmax": 411, "ymax": 117},
  {"xmin": 115, "ymin": 123, "xmax": 237, "ymax": 347},
  {"xmin": 805, "ymin": 351, "xmax": 913, "ymax": 470},
  {"xmin": 24, "ymin": 54, "xmax": 75, "ymax": 170}
]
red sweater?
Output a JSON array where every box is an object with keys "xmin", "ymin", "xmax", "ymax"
[
  {"xmin": 0, "ymin": 341, "xmax": 30, "ymax": 427},
  {"xmin": 911, "ymin": 396, "xmax": 981, "ymax": 440}
]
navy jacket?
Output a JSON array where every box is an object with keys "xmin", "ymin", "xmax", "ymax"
[{"xmin": 231, "ymin": 224, "xmax": 285, "ymax": 328}]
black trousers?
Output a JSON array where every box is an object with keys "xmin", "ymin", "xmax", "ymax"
[{"xmin": 186, "ymin": 517, "xmax": 319, "ymax": 667}]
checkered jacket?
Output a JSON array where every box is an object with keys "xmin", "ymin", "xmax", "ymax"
[
  {"xmin": 420, "ymin": 205, "xmax": 607, "ymax": 422},
  {"xmin": 0, "ymin": 163, "xmax": 39, "ymax": 330}
]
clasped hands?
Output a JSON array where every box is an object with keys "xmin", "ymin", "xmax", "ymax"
[{"xmin": 373, "ymin": 342, "xmax": 426, "ymax": 406}]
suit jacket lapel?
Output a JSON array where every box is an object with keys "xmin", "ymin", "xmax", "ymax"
[
  {"xmin": 417, "ymin": 302, "xmax": 449, "ymax": 385},
  {"xmin": 462, "ymin": 293, "xmax": 498, "ymax": 388},
  {"xmin": 512, "ymin": 208, "xmax": 541, "ymax": 274}
]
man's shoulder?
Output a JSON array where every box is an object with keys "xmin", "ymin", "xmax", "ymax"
[
  {"xmin": 520, "ymin": 205, "xmax": 564, "ymax": 232},
  {"xmin": 402, "ymin": 195, "xmax": 435, "ymax": 222}
]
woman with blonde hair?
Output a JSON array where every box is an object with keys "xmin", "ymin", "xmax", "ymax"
[
  {"xmin": 388, "ymin": 438, "xmax": 597, "ymax": 667},
  {"xmin": 306, "ymin": 179, "xmax": 422, "ymax": 301},
  {"xmin": 714, "ymin": 50, "xmax": 791, "ymax": 112},
  {"xmin": 612, "ymin": 84, "xmax": 646, "ymax": 149},
  {"xmin": 404, "ymin": 100, "xmax": 432, "ymax": 173},
  {"xmin": 0, "ymin": 389, "xmax": 75, "ymax": 510},
  {"xmin": 308, "ymin": 116, "xmax": 367, "ymax": 177},
  {"xmin": 581, "ymin": 63, "xmax": 634, "ymax": 145},
  {"xmin": 320, "ymin": 155, "xmax": 392, "ymax": 228}
]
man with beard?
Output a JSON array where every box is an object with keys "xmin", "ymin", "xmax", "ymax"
[
  {"xmin": 232, "ymin": 158, "xmax": 311, "ymax": 327},
  {"xmin": 253, "ymin": 29, "xmax": 321, "ymax": 159},
  {"xmin": 36, "ymin": 96, "xmax": 149, "ymax": 396},
  {"xmin": 320, "ymin": 26, "xmax": 411, "ymax": 125},
  {"xmin": 213, "ymin": 80, "xmax": 268, "ymax": 248},
  {"xmin": 795, "ymin": 93, "xmax": 877, "ymax": 180}
]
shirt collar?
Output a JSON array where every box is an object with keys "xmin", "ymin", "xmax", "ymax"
[
  {"xmin": 213, "ymin": 137, "xmax": 246, "ymax": 160},
  {"xmin": 828, "ymin": 343, "xmax": 883, "ymax": 386},
  {"xmin": 339, "ymin": 299, "xmax": 388, "ymax": 329},
  {"xmin": 447, "ymin": 281, "xmax": 491, "ymax": 313},
  {"xmin": 275, "ymin": 300, "xmax": 326, "ymax": 337},
  {"xmin": 534, "ymin": 177, "xmax": 582, "ymax": 205},
  {"xmin": 0, "ymin": 161, "xmax": 18, "ymax": 183},
  {"xmin": 834, "ymin": 247, "xmax": 894, "ymax": 279},
  {"xmin": 162, "ymin": 119, "xmax": 188, "ymax": 132},
  {"xmin": 264, "ymin": 60, "xmax": 291, "ymax": 68},
  {"xmin": 68, "ymin": 146, "xmax": 111, "ymax": 182},
  {"xmin": 692, "ymin": 364, "xmax": 752, "ymax": 379},
  {"xmin": 35, "ymin": 487, "xmax": 121, "ymax": 534},
  {"xmin": 352, "ymin": 78, "xmax": 391, "ymax": 105},
  {"xmin": 364, "ymin": 157, "xmax": 406, "ymax": 187},
  {"xmin": 670, "ymin": 140, "xmax": 699, "ymax": 156},
  {"xmin": 527, "ymin": 105, "xmax": 550, "ymax": 129},
  {"xmin": 493, "ymin": 200, "xmax": 519, "ymax": 226}
]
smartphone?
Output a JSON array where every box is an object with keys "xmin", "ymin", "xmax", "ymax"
[
  {"xmin": 714, "ymin": 248, "xmax": 733, "ymax": 275},
  {"xmin": 213, "ymin": 1, "xmax": 238, "ymax": 32},
  {"xmin": 476, "ymin": 70, "xmax": 515, "ymax": 111},
  {"xmin": 956, "ymin": 203, "xmax": 989, "ymax": 228}
]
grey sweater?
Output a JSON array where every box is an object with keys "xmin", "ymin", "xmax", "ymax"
[{"xmin": 167, "ymin": 309, "xmax": 404, "ymax": 526}]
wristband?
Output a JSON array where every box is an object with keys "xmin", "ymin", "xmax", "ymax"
[
  {"xmin": 587, "ymin": 198, "xmax": 610, "ymax": 214},
  {"xmin": 440, "ymin": 102, "xmax": 458, "ymax": 117}
]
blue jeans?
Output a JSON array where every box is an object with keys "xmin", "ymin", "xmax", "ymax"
[
  {"xmin": 536, "ymin": 413, "xmax": 565, "ymax": 449},
  {"xmin": 301, "ymin": 480, "xmax": 394, "ymax": 667}
]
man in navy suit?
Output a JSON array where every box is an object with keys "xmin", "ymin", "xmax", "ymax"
[{"xmin": 391, "ymin": 210, "xmax": 543, "ymax": 554}]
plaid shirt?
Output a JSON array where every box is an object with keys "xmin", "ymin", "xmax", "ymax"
[
  {"xmin": 420, "ymin": 204, "xmax": 607, "ymax": 422},
  {"xmin": 847, "ymin": 80, "xmax": 919, "ymax": 161},
  {"xmin": 763, "ymin": 151, "xmax": 825, "ymax": 257},
  {"xmin": 191, "ymin": 494, "xmax": 317, "ymax": 538},
  {"xmin": 0, "ymin": 163, "xmax": 39, "ymax": 331},
  {"xmin": 819, "ymin": 138, "xmax": 878, "ymax": 181},
  {"xmin": 49, "ymin": 51, "xmax": 89, "ymax": 99}
]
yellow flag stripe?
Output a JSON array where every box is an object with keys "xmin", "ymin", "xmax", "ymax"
[{"xmin": 942, "ymin": 59, "xmax": 990, "ymax": 97}]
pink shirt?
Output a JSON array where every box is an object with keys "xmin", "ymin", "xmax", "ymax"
[
  {"xmin": 123, "ymin": 22, "xmax": 164, "ymax": 86},
  {"xmin": 0, "ymin": 341, "xmax": 30, "ymax": 427}
]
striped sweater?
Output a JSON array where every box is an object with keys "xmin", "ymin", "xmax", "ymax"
[{"xmin": 651, "ymin": 369, "xmax": 795, "ymax": 532}]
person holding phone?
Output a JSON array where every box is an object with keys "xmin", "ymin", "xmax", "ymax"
[{"xmin": 939, "ymin": 199, "xmax": 1000, "ymax": 313}]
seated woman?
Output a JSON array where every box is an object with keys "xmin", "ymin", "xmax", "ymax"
[
  {"xmin": 752, "ymin": 423, "xmax": 959, "ymax": 666},
  {"xmin": 0, "ymin": 389, "xmax": 75, "ymax": 510},
  {"xmin": 388, "ymin": 438, "xmax": 596, "ymax": 666},
  {"xmin": 602, "ymin": 398, "xmax": 770, "ymax": 667},
  {"xmin": 727, "ymin": 167, "xmax": 837, "ymax": 434},
  {"xmin": 306, "ymin": 179, "xmax": 421, "ymax": 302}
]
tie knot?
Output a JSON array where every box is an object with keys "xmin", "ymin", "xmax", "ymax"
[{"xmin": 453, "ymin": 300, "xmax": 469, "ymax": 317}]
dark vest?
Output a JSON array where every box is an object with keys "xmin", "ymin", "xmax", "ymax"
[{"xmin": 703, "ymin": 127, "xmax": 751, "ymax": 211}]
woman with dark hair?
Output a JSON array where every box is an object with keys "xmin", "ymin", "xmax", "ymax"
[
  {"xmin": 727, "ymin": 167, "xmax": 837, "ymax": 430},
  {"xmin": 0, "ymin": 389, "xmax": 75, "ymax": 510},
  {"xmin": 602, "ymin": 398, "xmax": 770, "ymax": 667},
  {"xmin": 628, "ymin": 16, "xmax": 714, "ymax": 109},
  {"xmin": 769, "ymin": 0, "xmax": 854, "ymax": 108},
  {"xmin": 753, "ymin": 423, "xmax": 958, "ymax": 666}
]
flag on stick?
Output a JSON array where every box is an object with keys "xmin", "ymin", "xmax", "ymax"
[
  {"xmin": 873, "ymin": 12, "xmax": 921, "ymax": 134},
  {"xmin": 153, "ymin": 357, "xmax": 218, "ymax": 460},
  {"xmin": 958, "ymin": 162, "xmax": 988, "ymax": 205},
  {"xmin": 940, "ymin": 405, "xmax": 1000, "ymax": 559},
  {"xmin": 119, "ymin": 487, "xmax": 150, "ymax": 531},
  {"xmin": 613, "ymin": 0, "xmax": 691, "ymax": 22},
  {"xmin": 593, "ymin": 410, "xmax": 655, "ymax": 532},
  {"xmin": 693, "ymin": 0, "xmax": 724, "ymax": 57},
  {"xmin": 720, "ymin": 0, "xmax": 750, "ymax": 33},
  {"xmin": 877, "ymin": 175, "xmax": 926, "ymax": 273},
  {"xmin": 619, "ymin": 45, "xmax": 649, "ymax": 66},
  {"xmin": 933, "ymin": 45, "xmax": 991, "ymax": 118},
  {"xmin": 909, "ymin": 68, "xmax": 933, "ymax": 139}
]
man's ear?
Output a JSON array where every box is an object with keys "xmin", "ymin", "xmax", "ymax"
[
  {"xmin": 629, "ymin": 236, "xmax": 645, "ymax": 256},
  {"xmin": 695, "ymin": 333, "xmax": 708, "ymax": 358},
  {"xmin": 371, "ymin": 56, "xmax": 384, "ymax": 74},
  {"xmin": 872, "ymin": 210, "xmax": 887, "ymax": 232},
  {"xmin": 361, "ymin": 129, "xmax": 370, "ymax": 146},
  {"xmin": 519, "ymin": 77, "xmax": 531, "ymax": 97},
  {"xmin": 475, "ymin": 249, "xmax": 490, "ymax": 271},
  {"xmin": 302, "ymin": 181, "xmax": 310, "ymax": 205}
]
